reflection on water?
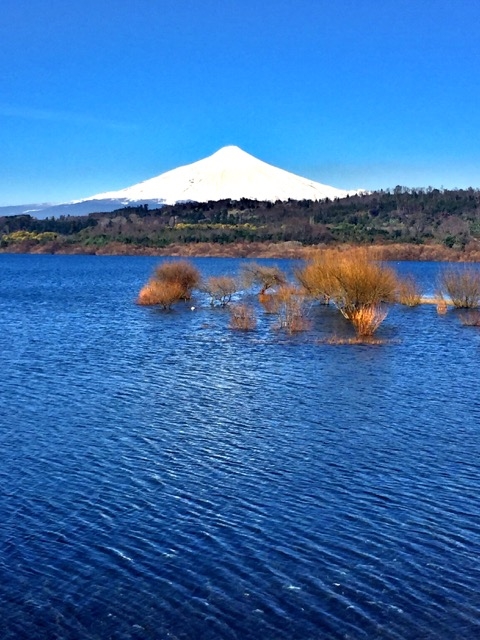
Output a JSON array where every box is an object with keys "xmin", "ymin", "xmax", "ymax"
[{"xmin": 1, "ymin": 255, "xmax": 480, "ymax": 639}]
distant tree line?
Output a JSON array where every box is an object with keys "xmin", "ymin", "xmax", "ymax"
[{"xmin": 2, "ymin": 187, "xmax": 480, "ymax": 252}]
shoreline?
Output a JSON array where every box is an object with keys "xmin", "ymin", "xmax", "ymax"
[{"xmin": 1, "ymin": 240, "xmax": 480, "ymax": 262}]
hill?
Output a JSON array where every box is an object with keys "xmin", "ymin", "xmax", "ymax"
[{"xmin": 2, "ymin": 187, "xmax": 480, "ymax": 260}]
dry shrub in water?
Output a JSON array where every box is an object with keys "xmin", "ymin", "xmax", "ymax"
[
  {"xmin": 397, "ymin": 275, "xmax": 421, "ymax": 306},
  {"xmin": 242, "ymin": 262, "xmax": 287, "ymax": 294},
  {"xmin": 137, "ymin": 282, "xmax": 159, "ymax": 306},
  {"xmin": 297, "ymin": 248, "xmax": 398, "ymax": 311},
  {"xmin": 200, "ymin": 276, "xmax": 238, "ymax": 307},
  {"xmin": 436, "ymin": 294, "xmax": 448, "ymax": 315},
  {"xmin": 346, "ymin": 305, "xmax": 388, "ymax": 337},
  {"xmin": 229, "ymin": 304, "xmax": 257, "ymax": 331},
  {"xmin": 153, "ymin": 260, "xmax": 200, "ymax": 300},
  {"xmin": 271, "ymin": 285, "xmax": 310, "ymax": 334},
  {"xmin": 460, "ymin": 311, "xmax": 480, "ymax": 326},
  {"xmin": 439, "ymin": 267, "xmax": 480, "ymax": 308},
  {"xmin": 137, "ymin": 280, "xmax": 184, "ymax": 309},
  {"xmin": 333, "ymin": 249, "xmax": 398, "ymax": 314},
  {"xmin": 258, "ymin": 291, "xmax": 281, "ymax": 314},
  {"xmin": 295, "ymin": 253, "xmax": 336, "ymax": 304},
  {"xmin": 297, "ymin": 248, "xmax": 397, "ymax": 336},
  {"xmin": 322, "ymin": 335, "xmax": 386, "ymax": 345}
]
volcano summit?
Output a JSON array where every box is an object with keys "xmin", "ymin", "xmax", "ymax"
[
  {"xmin": 81, "ymin": 145, "xmax": 358, "ymax": 206},
  {"xmin": 1, "ymin": 147, "xmax": 360, "ymax": 218}
]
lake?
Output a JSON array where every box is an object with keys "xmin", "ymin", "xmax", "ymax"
[{"xmin": 1, "ymin": 254, "xmax": 480, "ymax": 639}]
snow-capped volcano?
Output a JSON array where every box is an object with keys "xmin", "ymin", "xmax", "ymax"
[
  {"xmin": 77, "ymin": 146, "xmax": 357, "ymax": 205},
  {"xmin": 0, "ymin": 147, "xmax": 360, "ymax": 218}
]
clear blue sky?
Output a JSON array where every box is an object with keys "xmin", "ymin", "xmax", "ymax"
[{"xmin": 1, "ymin": 0, "xmax": 479, "ymax": 205}]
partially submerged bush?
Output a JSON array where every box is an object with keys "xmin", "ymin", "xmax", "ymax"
[
  {"xmin": 229, "ymin": 304, "xmax": 257, "ymax": 331},
  {"xmin": 333, "ymin": 249, "xmax": 398, "ymax": 315},
  {"xmin": 346, "ymin": 305, "xmax": 388, "ymax": 337},
  {"xmin": 201, "ymin": 276, "xmax": 238, "ymax": 307},
  {"xmin": 153, "ymin": 260, "xmax": 200, "ymax": 300},
  {"xmin": 137, "ymin": 259, "xmax": 200, "ymax": 308},
  {"xmin": 137, "ymin": 280, "xmax": 184, "ymax": 309},
  {"xmin": 436, "ymin": 292, "xmax": 448, "ymax": 315},
  {"xmin": 242, "ymin": 262, "xmax": 287, "ymax": 294},
  {"xmin": 397, "ymin": 275, "xmax": 421, "ymax": 306},
  {"xmin": 322, "ymin": 335, "xmax": 387, "ymax": 345},
  {"xmin": 296, "ymin": 248, "xmax": 398, "ymax": 336},
  {"xmin": 271, "ymin": 285, "xmax": 310, "ymax": 334},
  {"xmin": 460, "ymin": 311, "xmax": 480, "ymax": 326},
  {"xmin": 258, "ymin": 291, "xmax": 281, "ymax": 314},
  {"xmin": 295, "ymin": 253, "xmax": 335, "ymax": 304},
  {"xmin": 297, "ymin": 249, "xmax": 397, "ymax": 310},
  {"xmin": 136, "ymin": 253, "xmax": 399, "ymax": 340},
  {"xmin": 439, "ymin": 267, "xmax": 480, "ymax": 308}
]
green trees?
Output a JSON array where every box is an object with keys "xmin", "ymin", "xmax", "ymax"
[{"xmin": 4, "ymin": 189, "xmax": 480, "ymax": 254}]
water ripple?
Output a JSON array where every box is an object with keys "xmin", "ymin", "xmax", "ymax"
[{"xmin": 1, "ymin": 256, "xmax": 480, "ymax": 638}]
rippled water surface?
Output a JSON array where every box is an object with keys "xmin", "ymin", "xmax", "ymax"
[{"xmin": 1, "ymin": 255, "xmax": 480, "ymax": 639}]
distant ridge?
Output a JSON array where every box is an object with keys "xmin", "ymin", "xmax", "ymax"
[{"xmin": 1, "ymin": 146, "xmax": 361, "ymax": 218}]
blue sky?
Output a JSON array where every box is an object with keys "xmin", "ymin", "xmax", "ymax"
[{"xmin": 1, "ymin": 0, "xmax": 479, "ymax": 205}]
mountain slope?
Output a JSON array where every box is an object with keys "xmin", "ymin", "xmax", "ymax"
[
  {"xmin": 0, "ymin": 146, "xmax": 360, "ymax": 218},
  {"xmin": 77, "ymin": 146, "xmax": 358, "ymax": 205}
]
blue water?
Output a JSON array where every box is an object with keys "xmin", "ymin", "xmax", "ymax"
[{"xmin": 1, "ymin": 254, "xmax": 480, "ymax": 639}]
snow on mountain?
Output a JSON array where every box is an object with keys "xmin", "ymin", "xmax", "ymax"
[
  {"xmin": 0, "ymin": 147, "xmax": 361, "ymax": 218},
  {"xmin": 76, "ymin": 146, "xmax": 358, "ymax": 206}
]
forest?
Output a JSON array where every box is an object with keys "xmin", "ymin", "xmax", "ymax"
[{"xmin": 2, "ymin": 187, "xmax": 480, "ymax": 258}]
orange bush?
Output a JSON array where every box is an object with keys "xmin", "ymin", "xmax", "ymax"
[
  {"xmin": 346, "ymin": 305, "xmax": 388, "ymax": 337},
  {"xmin": 296, "ymin": 248, "xmax": 397, "ymax": 337},
  {"xmin": 229, "ymin": 304, "xmax": 257, "ymax": 331},
  {"xmin": 242, "ymin": 262, "xmax": 286, "ymax": 294},
  {"xmin": 439, "ymin": 267, "xmax": 480, "ymax": 308},
  {"xmin": 271, "ymin": 286, "xmax": 310, "ymax": 334},
  {"xmin": 258, "ymin": 292, "xmax": 281, "ymax": 314},
  {"xmin": 200, "ymin": 276, "xmax": 238, "ymax": 307},
  {"xmin": 397, "ymin": 275, "xmax": 421, "ymax": 306},
  {"xmin": 460, "ymin": 311, "xmax": 480, "ymax": 326},
  {"xmin": 137, "ymin": 280, "xmax": 184, "ymax": 309},
  {"xmin": 153, "ymin": 260, "xmax": 200, "ymax": 300},
  {"xmin": 295, "ymin": 253, "xmax": 335, "ymax": 303}
]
